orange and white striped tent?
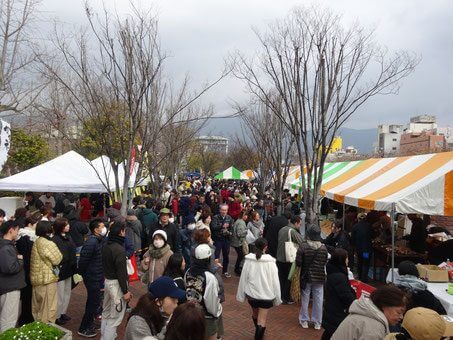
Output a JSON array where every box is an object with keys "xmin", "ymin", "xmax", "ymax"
[
  {"xmin": 241, "ymin": 169, "xmax": 256, "ymax": 179},
  {"xmin": 320, "ymin": 151, "xmax": 453, "ymax": 216}
]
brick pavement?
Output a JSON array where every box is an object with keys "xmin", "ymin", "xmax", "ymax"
[{"xmin": 64, "ymin": 255, "xmax": 323, "ymax": 340}]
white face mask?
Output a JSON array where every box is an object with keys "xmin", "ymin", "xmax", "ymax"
[
  {"xmin": 154, "ymin": 239, "xmax": 165, "ymax": 248},
  {"xmin": 100, "ymin": 227, "xmax": 107, "ymax": 236},
  {"xmin": 187, "ymin": 223, "xmax": 196, "ymax": 231},
  {"xmin": 169, "ymin": 217, "xmax": 175, "ymax": 223}
]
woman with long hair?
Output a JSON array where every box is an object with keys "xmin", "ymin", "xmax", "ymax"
[
  {"xmin": 321, "ymin": 248, "xmax": 356, "ymax": 340},
  {"xmin": 237, "ymin": 237, "xmax": 281, "ymax": 340},
  {"xmin": 163, "ymin": 253, "xmax": 186, "ymax": 290},
  {"xmin": 231, "ymin": 210, "xmax": 248, "ymax": 275},
  {"xmin": 164, "ymin": 302, "xmax": 206, "ymax": 340},
  {"xmin": 124, "ymin": 276, "xmax": 185, "ymax": 340},
  {"xmin": 51, "ymin": 218, "xmax": 77, "ymax": 325}
]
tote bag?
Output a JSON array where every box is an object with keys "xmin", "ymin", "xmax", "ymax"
[{"xmin": 285, "ymin": 229, "xmax": 298, "ymax": 263}]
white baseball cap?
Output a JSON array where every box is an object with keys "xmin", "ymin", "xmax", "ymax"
[{"xmin": 195, "ymin": 244, "xmax": 212, "ymax": 260}]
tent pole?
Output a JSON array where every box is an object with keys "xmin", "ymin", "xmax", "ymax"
[
  {"xmin": 390, "ymin": 203, "xmax": 396, "ymax": 283},
  {"xmin": 342, "ymin": 203, "xmax": 345, "ymax": 227}
]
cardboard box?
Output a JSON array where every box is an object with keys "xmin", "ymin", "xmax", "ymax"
[
  {"xmin": 443, "ymin": 315, "xmax": 453, "ymax": 337},
  {"xmin": 416, "ymin": 264, "xmax": 449, "ymax": 282}
]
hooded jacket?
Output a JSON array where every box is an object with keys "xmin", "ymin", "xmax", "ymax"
[
  {"xmin": 0, "ymin": 238, "xmax": 26, "ymax": 295},
  {"xmin": 66, "ymin": 211, "xmax": 89, "ymax": 247},
  {"xmin": 78, "ymin": 234, "xmax": 105, "ymax": 283},
  {"xmin": 231, "ymin": 218, "xmax": 247, "ymax": 248},
  {"xmin": 394, "ymin": 275, "xmax": 446, "ymax": 315},
  {"xmin": 16, "ymin": 227, "xmax": 37, "ymax": 284},
  {"xmin": 30, "ymin": 237, "xmax": 63, "ymax": 286},
  {"xmin": 296, "ymin": 240, "xmax": 328, "ymax": 284},
  {"xmin": 237, "ymin": 253, "xmax": 281, "ymax": 305},
  {"xmin": 126, "ymin": 217, "xmax": 143, "ymax": 251},
  {"xmin": 51, "ymin": 233, "xmax": 77, "ymax": 281},
  {"xmin": 331, "ymin": 297, "xmax": 389, "ymax": 340},
  {"xmin": 322, "ymin": 261, "xmax": 356, "ymax": 334}
]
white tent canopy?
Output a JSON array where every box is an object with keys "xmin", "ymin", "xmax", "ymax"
[{"xmin": 0, "ymin": 151, "xmax": 107, "ymax": 193}]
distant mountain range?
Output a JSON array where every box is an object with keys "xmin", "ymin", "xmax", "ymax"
[{"xmin": 200, "ymin": 117, "xmax": 377, "ymax": 154}]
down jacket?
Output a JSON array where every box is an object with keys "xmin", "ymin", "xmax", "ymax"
[
  {"xmin": 78, "ymin": 235, "xmax": 105, "ymax": 283},
  {"xmin": 332, "ymin": 296, "xmax": 390, "ymax": 340},
  {"xmin": 30, "ymin": 237, "xmax": 63, "ymax": 286},
  {"xmin": 295, "ymin": 241, "xmax": 328, "ymax": 284}
]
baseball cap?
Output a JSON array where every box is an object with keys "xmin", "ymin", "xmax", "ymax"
[
  {"xmin": 402, "ymin": 307, "xmax": 446, "ymax": 340},
  {"xmin": 195, "ymin": 244, "xmax": 212, "ymax": 260},
  {"xmin": 152, "ymin": 229, "xmax": 167, "ymax": 241},
  {"xmin": 148, "ymin": 276, "xmax": 186, "ymax": 300}
]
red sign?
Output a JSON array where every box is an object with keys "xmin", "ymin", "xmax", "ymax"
[{"xmin": 350, "ymin": 280, "xmax": 376, "ymax": 299}]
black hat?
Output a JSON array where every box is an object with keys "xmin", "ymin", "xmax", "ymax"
[
  {"xmin": 306, "ymin": 227, "xmax": 322, "ymax": 241},
  {"xmin": 398, "ymin": 261, "xmax": 419, "ymax": 278}
]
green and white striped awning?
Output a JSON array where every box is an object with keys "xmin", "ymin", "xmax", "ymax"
[{"xmin": 214, "ymin": 166, "xmax": 249, "ymax": 180}]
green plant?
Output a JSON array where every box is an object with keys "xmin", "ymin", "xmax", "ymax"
[{"xmin": 0, "ymin": 321, "xmax": 64, "ymax": 339}]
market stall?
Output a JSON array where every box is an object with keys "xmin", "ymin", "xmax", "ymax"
[{"xmin": 214, "ymin": 166, "xmax": 249, "ymax": 180}]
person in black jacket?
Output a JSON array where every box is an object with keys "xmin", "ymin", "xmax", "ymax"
[
  {"xmin": 322, "ymin": 248, "xmax": 356, "ymax": 340},
  {"xmin": 16, "ymin": 216, "xmax": 39, "ymax": 325},
  {"xmin": 395, "ymin": 261, "xmax": 446, "ymax": 315},
  {"xmin": 263, "ymin": 212, "xmax": 291, "ymax": 259},
  {"xmin": 0, "ymin": 219, "xmax": 26, "ymax": 333},
  {"xmin": 148, "ymin": 208, "xmax": 181, "ymax": 253},
  {"xmin": 351, "ymin": 213, "xmax": 373, "ymax": 282},
  {"xmin": 323, "ymin": 221, "xmax": 350, "ymax": 254},
  {"xmin": 101, "ymin": 221, "xmax": 132, "ymax": 339},
  {"xmin": 405, "ymin": 214, "xmax": 428, "ymax": 253},
  {"xmin": 52, "ymin": 218, "xmax": 77, "ymax": 326},
  {"xmin": 77, "ymin": 218, "xmax": 106, "ymax": 338},
  {"xmin": 65, "ymin": 205, "xmax": 88, "ymax": 257}
]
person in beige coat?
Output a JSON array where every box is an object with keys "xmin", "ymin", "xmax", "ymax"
[
  {"xmin": 30, "ymin": 221, "xmax": 63, "ymax": 323},
  {"xmin": 142, "ymin": 230, "xmax": 173, "ymax": 284}
]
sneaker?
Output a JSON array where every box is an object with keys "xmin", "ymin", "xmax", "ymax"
[
  {"xmin": 314, "ymin": 323, "xmax": 321, "ymax": 330},
  {"xmin": 77, "ymin": 329, "xmax": 97, "ymax": 338},
  {"xmin": 224, "ymin": 272, "xmax": 231, "ymax": 278},
  {"xmin": 60, "ymin": 314, "xmax": 71, "ymax": 321},
  {"xmin": 282, "ymin": 299, "xmax": 295, "ymax": 305},
  {"xmin": 55, "ymin": 317, "xmax": 66, "ymax": 326},
  {"xmin": 300, "ymin": 321, "xmax": 309, "ymax": 329}
]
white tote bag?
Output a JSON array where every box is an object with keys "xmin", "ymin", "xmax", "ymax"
[
  {"xmin": 285, "ymin": 228, "xmax": 298, "ymax": 263},
  {"xmin": 246, "ymin": 229, "xmax": 257, "ymax": 245},
  {"xmin": 126, "ymin": 258, "xmax": 135, "ymax": 275}
]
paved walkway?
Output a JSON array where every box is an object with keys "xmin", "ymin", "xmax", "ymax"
[{"xmin": 65, "ymin": 257, "xmax": 323, "ymax": 339}]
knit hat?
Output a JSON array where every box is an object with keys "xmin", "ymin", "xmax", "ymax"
[
  {"xmin": 402, "ymin": 307, "xmax": 446, "ymax": 340},
  {"xmin": 398, "ymin": 261, "xmax": 420, "ymax": 278},
  {"xmin": 148, "ymin": 276, "xmax": 186, "ymax": 300},
  {"xmin": 195, "ymin": 244, "xmax": 212, "ymax": 260},
  {"xmin": 152, "ymin": 229, "xmax": 167, "ymax": 241},
  {"xmin": 126, "ymin": 209, "xmax": 136, "ymax": 216},
  {"xmin": 306, "ymin": 227, "xmax": 321, "ymax": 241}
]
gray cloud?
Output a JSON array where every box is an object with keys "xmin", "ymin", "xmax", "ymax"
[{"xmin": 40, "ymin": 0, "xmax": 453, "ymax": 128}]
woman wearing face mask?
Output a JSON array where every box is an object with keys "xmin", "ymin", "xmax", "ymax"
[
  {"xmin": 124, "ymin": 276, "xmax": 185, "ymax": 340},
  {"xmin": 142, "ymin": 230, "xmax": 173, "ymax": 284}
]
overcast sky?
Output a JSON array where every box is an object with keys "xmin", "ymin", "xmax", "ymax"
[{"xmin": 41, "ymin": 0, "xmax": 453, "ymax": 129}]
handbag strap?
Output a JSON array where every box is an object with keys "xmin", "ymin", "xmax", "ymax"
[{"xmin": 288, "ymin": 228, "xmax": 293, "ymax": 243}]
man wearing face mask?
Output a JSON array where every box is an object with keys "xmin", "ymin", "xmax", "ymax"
[
  {"xmin": 148, "ymin": 208, "xmax": 181, "ymax": 254},
  {"xmin": 78, "ymin": 218, "xmax": 107, "ymax": 338},
  {"xmin": 101, "ymin": 221, "xmax": 132, "ymax": 340},
  {"xmin": 0, "ymin": 220, "xmax": 26, "ymax": 333}
]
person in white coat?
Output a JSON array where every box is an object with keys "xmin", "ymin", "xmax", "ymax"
[{"xmin": 237, "ymin": 237, "xmax": 281, "ymax": 340}]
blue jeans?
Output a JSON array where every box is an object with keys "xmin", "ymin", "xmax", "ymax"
[
  {"xmin": 79, "ymin": 279, "xmax": 101, "ymax": 332},
  {"xmin": 299, "ymin": 283, "xmax": 324, "ymax": 325},
  {"xmin": 214, "ymin": 239, "xmax": 230, "ymax": 274}
]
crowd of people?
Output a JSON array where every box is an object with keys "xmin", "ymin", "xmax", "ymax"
[{"xmin": 0, "ymin": 181, "xmax": 450, "ymax": 340}]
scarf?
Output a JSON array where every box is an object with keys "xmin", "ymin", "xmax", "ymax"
[
  {"xmin": 394, "ymin": 274, "xmax": 427, "ymax": 292},
  {"xmin": 190, "ymin": 258, "xmax": 210, "ymax": 276},
  {"xmin": 148, "ymin": 244, "xmax": 171, "ymax": 259}
]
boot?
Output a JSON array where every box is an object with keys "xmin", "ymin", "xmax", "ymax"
[
  {"xmin": 254, "ymin": 325, "xmax": 266, "ymax": 340},
  {"xmin": 252, "ymin": 317, "xmax": 257, "ymax": 327}
]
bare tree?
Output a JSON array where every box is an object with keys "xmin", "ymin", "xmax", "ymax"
[
  {"xmin": 237, "ymin": 96, "xmax": 295, "ymax": 213},
  {"xmin": 0, "ymin": 0, "xmax": 45, "ymax": 114},
  {"xmin": 233, "ymin": 6, "xmax": 418, "ymax": 229}
]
